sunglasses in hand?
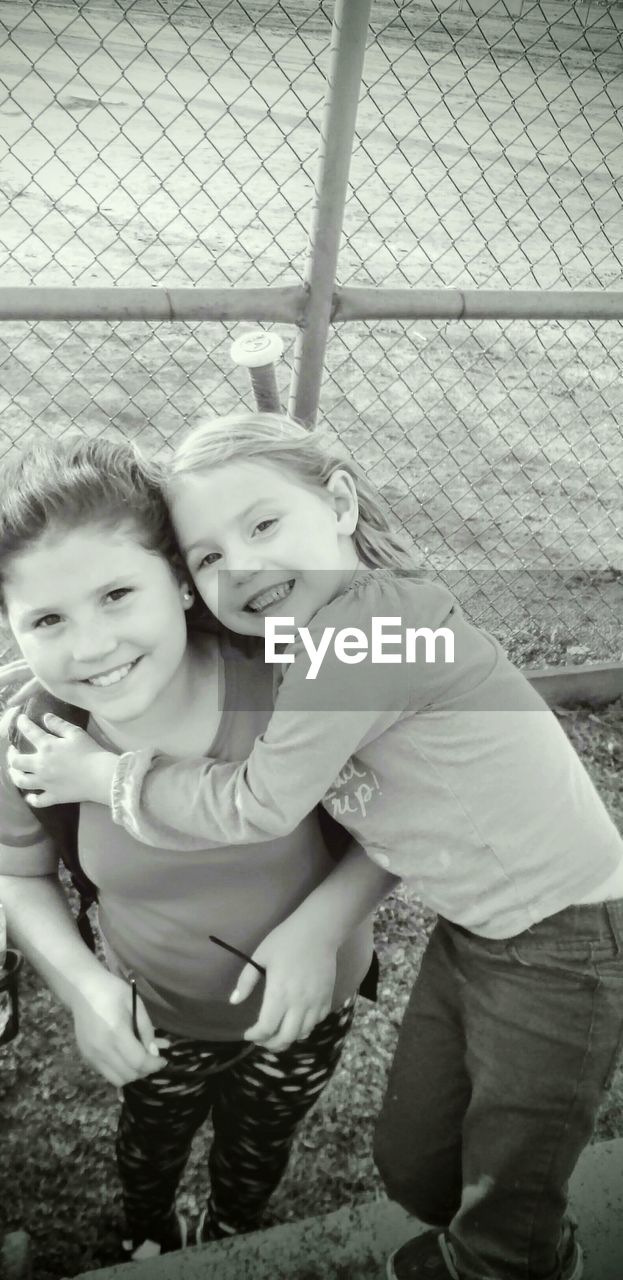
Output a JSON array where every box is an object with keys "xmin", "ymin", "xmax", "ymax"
[{"xmin": 127, "ymin": 935, "xmax": 266, "ymax": 1079}]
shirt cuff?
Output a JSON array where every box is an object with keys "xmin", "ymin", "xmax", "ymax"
[{"xmin": 110, "ymin": 748, "xmax": 159, "ymax": 843}]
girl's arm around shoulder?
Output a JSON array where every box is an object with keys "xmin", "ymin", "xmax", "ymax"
[
  {"xmin": 106, "ymin": 578, "xmax": 434, "ymax": 850},
  {"xmin": 106, "ymin": 572, "xmax": 457, "ymax": 850}
]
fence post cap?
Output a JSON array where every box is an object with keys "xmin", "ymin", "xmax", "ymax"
[{"xmin": 230, "ymin": 330, "xmax": 284, "ymax": 367}]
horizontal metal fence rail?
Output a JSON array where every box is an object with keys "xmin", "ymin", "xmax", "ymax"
[{"xmin": 2, "ymin": 286, "xmax": 623, "ymax": 323}]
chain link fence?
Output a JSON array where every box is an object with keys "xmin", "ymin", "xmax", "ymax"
[{"xmin": 1, "ymin": 0, "xmax": 622, "ymax": 661}]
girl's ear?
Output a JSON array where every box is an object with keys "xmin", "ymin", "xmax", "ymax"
[
  {"xmin": 180, "ymin": 582, "xmax": 195, "ymax": 610},
  {"xmin": 325, "ymin": 469, "xmax": 359, "ymax": 536}
]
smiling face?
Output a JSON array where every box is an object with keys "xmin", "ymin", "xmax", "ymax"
[
  {"xmin": 169, "ymin": 458, "xmax": 361, "ymax": 635},
  {"xmin": 3, "ymin": 521, "xmax": 192, "ymax": 730}
]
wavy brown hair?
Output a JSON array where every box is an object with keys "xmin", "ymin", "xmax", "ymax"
[{"xmin": 0, "ymin": 436, "xmax": 183, "ymax": 610}]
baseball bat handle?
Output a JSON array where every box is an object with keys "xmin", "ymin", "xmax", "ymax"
[
  {"xmin": 248, "ymin": 362, "xmax": 280, "ymax": 412},
  {"xmin": 230, "ymin": 330, "xmax": 284, "ymax": 413}
]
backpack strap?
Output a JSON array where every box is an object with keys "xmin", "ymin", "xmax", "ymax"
[{"xmin": 7, "ymin": 686, "xmax": 98, "ymax": 953}]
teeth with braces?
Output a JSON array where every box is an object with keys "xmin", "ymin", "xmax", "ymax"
[
  {"xmin": 247, "ymin": 582, "xmax": 293, "ymax": 612},
  {"xmin": 86, "ymin": 662, "xmax": 135, "ymax": 687}
]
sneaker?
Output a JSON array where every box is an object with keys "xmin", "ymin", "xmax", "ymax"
[
  {"xmin": 195, "ymin": 1207, "xmax": 215, "ymax": 1245},
  {"xmin": 195, "ymin": 1205, "xmax": 238, "ymax": 1244},
  {"xmin": 387, "ymin": 1223, "xmax": 584, "ymax": 1280},
  {"xmin": 121, "ymin": 1209, "xmax": 188, "ymax": 1261},
  {"xmin": 387, "ymin": 1230, "xmax": 459, "ymax": 1280},
  {"xmin": 558, "ymin": 1219, "xmax": 584, "ymax": 1280}
]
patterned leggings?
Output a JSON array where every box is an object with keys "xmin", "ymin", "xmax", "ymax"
[{"xmin": 117, "ymin": 998, "xmax": 356, "ymax": 1245}]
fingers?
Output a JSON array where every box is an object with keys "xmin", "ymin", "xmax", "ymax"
[
  {"xmin": 244, "ymin": 1011, "xmax": 287, "ymax": 1048},
  {"xmin": 7, "ymin": 723, "xmax": 79, "ymax": 803},
  {"xmin": 250, "ymin": 1008, "xmax": 309, "ymax": 1054},
  {"xmin": 134, "ymin": 996, "xmax": 169, "ymax": 1060},
  {"xmin": 14, "ymin": 714, "xmax": 51, "ymax": 747},
  {"xmin": 13, "ymin": 712, "xmax": 79, "ymax": 748},
  {"xmin": 43, "ymin": 712, "xmax": 83, "ymax": 737},
  {"xmin": 242, "ymin": 982, "xmax": 287, "ymax": 1044},
  {"xmin": 84, "ymin": 1048, "xmax": 165, "ymax": 1089},
  {"xmin": 74, "ymin": 983, "xmax": 169, "ymax": 1087},
  {"xmin": 7, "ymin": 764, "xmax": 38, "ymax": 789},
  {"xmin": 25, "ymin": 792, "xmax": 54, "ymax": 808},
  {"xmin": 86, "ymin": 1053, "xmax": 140, "ymax": 1089},
  {"xmin": 229, "ymin": 962, "xmax": 261, "ymax": 1006},
  {"xmin": 297, "ymin": 1007, "xmax": 326, "ymax": 1042},
  {"xmin": 7, "ymin": 746, "xmax": 36, "ymax": 773},
  {"xmin": 101, "ymin": 1027, "xmax": 168, "ymax": 1085},
  {"xmin": 244, "ymin": 997, "xmax": 306, "ymax": 1049},
  {"xmin": 245, "ymin": 994, "xmax": 331, "ymax": 1051},
  {"xmin": 79, "ymin": 1024, "xmax": 166, "ymax": 1087},
  {"xmin": 6, "ymin": 757, "xmax": 53, "ymax": 806},
  {"xmin": 6, "ymin": 759, "xmax": 33, "ymax": 786},
  {"xmin": 5, "ymin": 751, "xmax": 52, "ymax": 805}
]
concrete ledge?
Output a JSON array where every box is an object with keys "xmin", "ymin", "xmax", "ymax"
[
  {"xmin": 75, "ymin": 1138, "xmax": 623, "ymax": 1280},
  {"xmin": 527, "ymin": 660, "xmax": 623, "ymax": 708}
]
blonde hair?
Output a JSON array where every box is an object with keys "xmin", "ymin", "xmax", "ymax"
[{"xmin": 171, "ymin": 412, "xmax": 412, "ymax": 569}]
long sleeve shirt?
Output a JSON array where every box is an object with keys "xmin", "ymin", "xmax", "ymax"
[{"xmin": 111, "ymin": 571, "xmax": 623, "ymax": 938}]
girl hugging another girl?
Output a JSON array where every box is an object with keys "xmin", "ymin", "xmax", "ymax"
[{"xmin": 8, "ymin": 414, "xmax": 623, "ymax": 1280}]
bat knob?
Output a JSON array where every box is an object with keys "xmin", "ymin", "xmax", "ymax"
[
  {"xmin": 230, "ymin": 330, "xmax": 284, "ymax": 369},
  {"xmin": 230, "ymin": 330, "xmax": 284, "ymax": 413}
]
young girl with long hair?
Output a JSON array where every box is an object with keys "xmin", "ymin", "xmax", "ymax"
[{"xmin": 0, "ymin": 434, "xmax": 393, "ymax": 1262}]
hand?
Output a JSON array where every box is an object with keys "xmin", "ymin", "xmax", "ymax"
[
  {"xmin": 7, "ymin": 713, "xmax": 117, "ymax": 806},
  {"xmin": 231, "ymin": 918, "xmax": 337, "ymax": 1053},
  {"xmin": 71, "ymin": 969, "xmax": 170, "ymax": 1087}
]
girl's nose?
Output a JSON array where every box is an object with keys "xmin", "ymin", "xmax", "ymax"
[
  {"xmin": 228, "ymin": 551, "xmax": 266, "ymax": 584},
  {"xmin": 231, "ymin": 565, "xmax": 263, "ymax": 585},
  {"xmin": 71, "ymin": 621, "xmax": 118, "ymax": 663}
]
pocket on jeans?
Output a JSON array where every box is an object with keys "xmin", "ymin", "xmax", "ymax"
[
  {"xmin": 508, "ymin": 938, "xmax": 594, "ymax": 973},
  {"xmin": 589, "ymin": 934, "xmax": 623, "ymax": 971}
]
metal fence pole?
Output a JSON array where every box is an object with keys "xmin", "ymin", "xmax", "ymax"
[{"xmin": 288, "ymin": 0, "xmax": 373, "ymax": 427}]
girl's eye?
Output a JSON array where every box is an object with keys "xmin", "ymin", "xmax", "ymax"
[
  {"xmin": 198, "ymin": 552, "xmax": 220, "ymax": 569},
  {"xmin": 106, "ymin": 587, "xmax": 132, "ymax": 603},
  {"xmin": 33, "ymin": 614, "xmax": 61, "ymax": 630},
  {"xmin": 254, "ymin": 518, "xmax": 277, "ymax": 535}
]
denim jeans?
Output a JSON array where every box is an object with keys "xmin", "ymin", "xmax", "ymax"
[{"xmin": 374, "ymin": 901, "xmax": 623, "ymax": 1279}]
